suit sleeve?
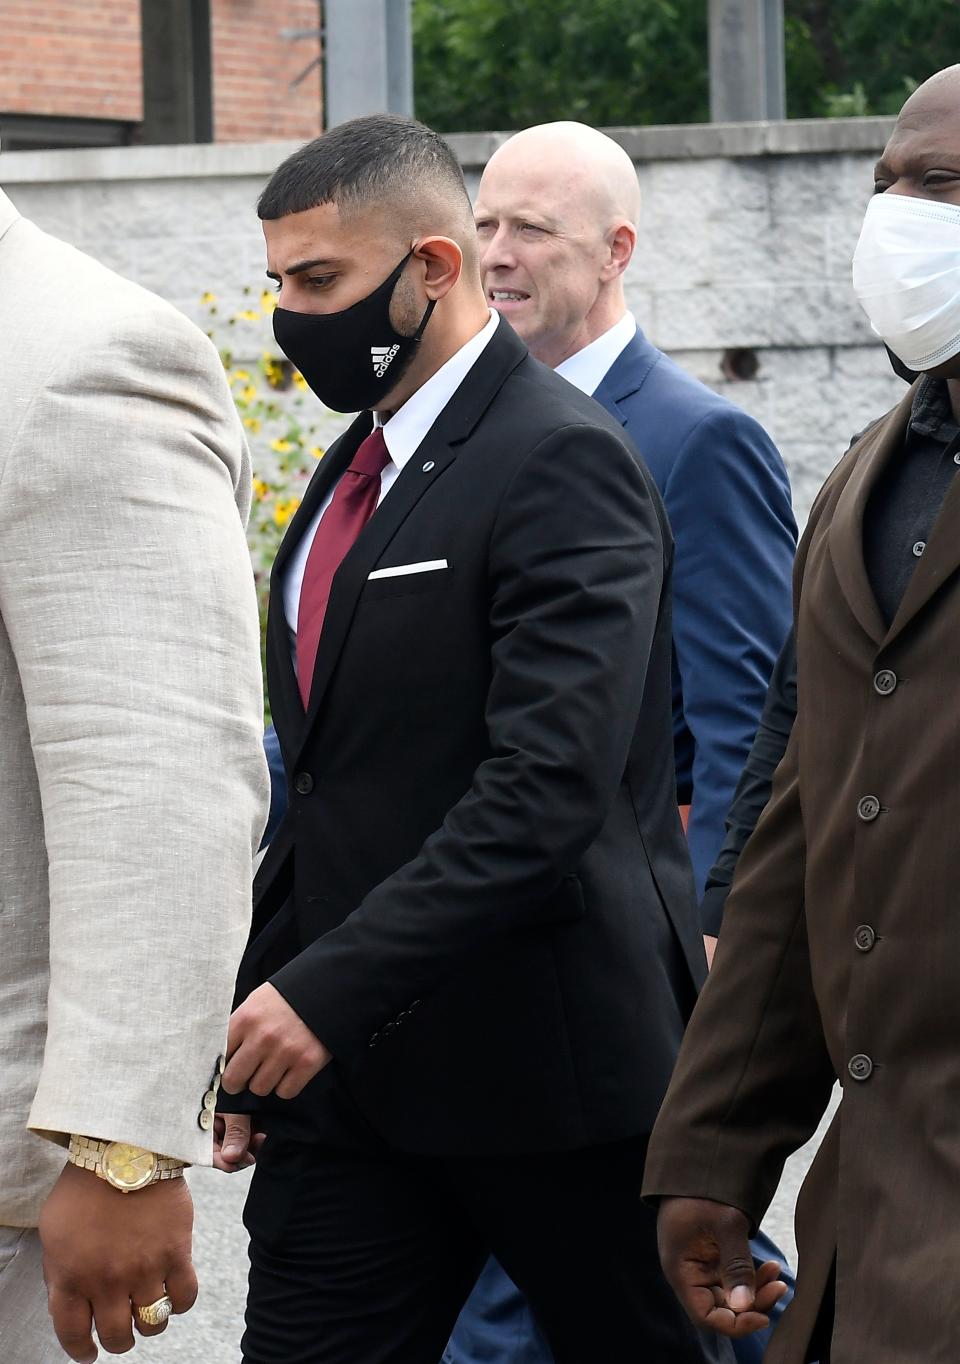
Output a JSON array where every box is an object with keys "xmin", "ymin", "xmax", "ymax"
[
  {"xmin": 270, "ymin": 424, "xmax": 665, "ymax": 1060},
  {"xmin": 642, "ymin": 722, "xmax": 835, "ymax": 1226},
  {"xmin": 0, "ymin": 306, "xmax": 269, "ymax": 1166},
  {"xmin": 642, "ymin": 474, "xmax": 846, "ymax": 1224},
  {"xmin": 700, "ymin": 627, "xmax": 797, "ymax": 937},
  {"xmin": 664, "ymin": 407, "xmax": 796, "ymax": 903}
]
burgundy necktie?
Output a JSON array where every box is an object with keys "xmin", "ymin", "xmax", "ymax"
[{"xmin": 295, "ymin": 427, "xmax": 391, "ymax": 706}]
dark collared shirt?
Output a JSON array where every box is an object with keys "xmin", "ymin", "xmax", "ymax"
[{"xmin": 864, "ymin": 376, "xmax": 960, "ymax": 626}]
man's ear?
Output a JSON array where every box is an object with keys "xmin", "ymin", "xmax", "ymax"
[
  {"xmin": 601, "ymin": 222, "xmax": 637, "ymax": 281},
  {"xmin": 413, "ymin": 236, "xmax": 464, "ymax": 300}
]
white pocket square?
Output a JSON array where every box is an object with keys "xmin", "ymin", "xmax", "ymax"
[{"xmin": 368, "ymin": 559, "xmax": 449, "ymax": 580}]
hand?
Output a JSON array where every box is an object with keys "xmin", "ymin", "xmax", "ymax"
[
  {"xmin": 212, "ymin": 1113, "xmax": 266, "ymax": 1172},
  {"xmin": 39, "ymin": 1162, "xmax": 197, "ymax": 1362},
  {"xmin": 222, "ymin": 981, "xmax": 332, "ymax": 1100},
  {"xmin": 656, "ymin": 1196, "xmax": 788, "ymax": 1338},
  {"xmin": 703, "ymin": 934, "xmax": 718, "ymax": 970}
]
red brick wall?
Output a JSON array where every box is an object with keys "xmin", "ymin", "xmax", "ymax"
[
  {"xmin": 0, "ymin": 0, "xmax": 143, "ymax": 122},
  {"xmin": 213, "ymin": 0, "xmax": 322, "ymax": 142},
  {"xmin": 0, "ymin": 0, "xmax": 322, "ymax": 139}
]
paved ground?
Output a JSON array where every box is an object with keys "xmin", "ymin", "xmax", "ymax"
[{"xmin": 130, "ymin": 1090, "xmax": 840, "ymax": 1364}]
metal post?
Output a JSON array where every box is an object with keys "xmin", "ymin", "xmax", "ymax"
[
  {"xmin": 323, "ymin": 0, "xmax": 413, "ymax": 128},
  {"xmin": 709, "ymin": 0, "xmax": 786, "ymax": 123},
  {"xmin": 140, "ymin": 0, "xmax": 213, "ymax": 144}
]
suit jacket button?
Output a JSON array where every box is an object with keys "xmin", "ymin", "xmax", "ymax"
[
  {"xmin": 294, "ymin": 772, "xmax": 314, "ymax": 796},
  {"xmin": 873, "ymin": 669, "xmax": 897, "ymax": 695},
  {"xmin": 848, "ymin": 1053, "xmax": 873, "ymax": 1081},
  {"xmin": 382, "ymin": 1021, "xmax": 397, "ymax": 1036},
  {"xmin": 202, "ymin": 1089, "xmax": 218, "ymax": 1111},
  {"xmin": 368, "ymin": 1032, "xmax": 381, "ymax": 1048},
  {"xmin": 857, "ymin": 795, "xmax": 881, "ymax": 822},
  {"xmin": 855, "ymin": 924, "xmax": 876, "ymax": 952},
  {"xmin": 198, "ymin": 1108, "xmax": 214, "ymax": 1131}
]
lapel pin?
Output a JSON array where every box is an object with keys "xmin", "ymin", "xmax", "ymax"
[{"xmin": 422, "ymin": 461, "xmax": 435, "ymax": 472}]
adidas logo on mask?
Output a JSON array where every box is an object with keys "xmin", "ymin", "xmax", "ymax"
[{"xmin": 371, "ymin": 343, "xmax": 401, "ymax": 378}]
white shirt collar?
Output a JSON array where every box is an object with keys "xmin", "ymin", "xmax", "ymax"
[
  {"xmin": 374, "ymin": 311, "xmax": 500, "ymax": 468},
  {"xmin": 554, "ymin": 313, "xmax": 637, "ymax": 397}
]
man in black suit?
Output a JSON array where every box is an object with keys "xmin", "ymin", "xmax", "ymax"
[{"xmin": 216, "ymin": 114, "xmax": 733, "ymax": 1364}]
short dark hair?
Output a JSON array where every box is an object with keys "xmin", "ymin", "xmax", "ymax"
[{"xmin": 258, "ymin": 114, "xmax": 471, "ymax": 223}]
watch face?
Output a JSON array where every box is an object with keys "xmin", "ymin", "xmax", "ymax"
[{"xmin": 103, "ymin": 1143, "xmax": 158, "ymax": 1191}]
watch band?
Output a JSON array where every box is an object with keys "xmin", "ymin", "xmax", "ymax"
[{"xmin": 67, "ymin": 1135, "xmax": 186, "ymax": 1186}]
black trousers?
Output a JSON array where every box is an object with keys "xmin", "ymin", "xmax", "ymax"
[{"xmin": 241, "ymin": 1104, "xmax": 734, "ymax": 1364}]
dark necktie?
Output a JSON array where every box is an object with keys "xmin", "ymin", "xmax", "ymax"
[{"xmin": 295, "ymin": 427, "xmax": 391, "ymax": 705}]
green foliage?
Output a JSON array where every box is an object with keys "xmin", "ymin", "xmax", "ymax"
[
  {"xmin": 412, "ymin": 0, "xmax": 709, "ymax": 131},
  {"xmin": 783, "ymin": 0, "xmax": 948, "ymax": 118},
  {"xmin": 412, "ymin": 0, "xmax": 960, "ymax": 131}
]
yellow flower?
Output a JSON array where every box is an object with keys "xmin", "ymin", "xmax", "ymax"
[
  {"xmin": 270, "ymin": 438, "xmax": 293, "ymax": 454},
  {"xmin": 274, "ymin": 497, "xmax": 301, "ymax": 526},
  {"xmin": 260, "ymin": 291, "xmax": 278, "ymax": 312},
  {"xmin": 243, "ymin": 416, "xmax": 262, "ymax": 433},
  {"xmin": 231, "ymin": 369, "xmax": 251, "ymax": 385},
  {"xmin": 200, "ymin": 291, "xmax": 217, "ymax": 305},
  {"xmin": 252, "ymin": 478, "xmax": 270, "ymax": 499},
  {"xmin": 309, "ymin": 445, "xmax": 325, "ymax": 460},
  {"xmin": 293, "ymin": 372, "xmax": 308, "ymax": 391},
  {"xmin": 240, "ymin": 385, "xmax": 258, "ymax": 404},
  {"xmin": 235, "ymin": 309, "xmax": 262, "ymax": 323}
]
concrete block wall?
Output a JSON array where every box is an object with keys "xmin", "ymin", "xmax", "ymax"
[{"xmin": 0, "ymin": 117, "xmax": 906, "ymax": 524}]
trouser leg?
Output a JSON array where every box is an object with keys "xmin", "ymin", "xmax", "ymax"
[
  {"xmin": 0, "ymin": 1226, "xmax": 68, "ymax": 1364},
  {"xmin": 241, "ymin": 1121, "xmax": 486, "ymax": 1364},
  {"xmin": 442, "ymin": 1134, "xmax": 735, "ymax": 1364}
]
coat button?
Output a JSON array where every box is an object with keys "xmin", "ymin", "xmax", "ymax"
[
  {"xmin": 854, "ymin": 924, "xmax": 876, "ymax": 952},
  {"xmin": 198, "ymin": 1108, "xmax": 214, "ymax": 1131},
  {"xmin": 848, "ymin": 1053, "xmax": 874, "ymax": 1082},
  {"xmin": 857, "ymin": 795, "xmax": 881, "ymax": 822},
  {"xmin": 912, "ymin": 540, "xmax": 926, "ymax": 557},
  {"xmin": 294, "ymin": 772, "xmax": 314, "ymax": 796},
  {"xmin": 368, "ymin": 1031, "xmax": 381, "ymax": 1048},
  {"xmin": 873, "ymin": 669, "xmax": 897, "ymax": 695},
  {"xmin": 202, "ymin": 1089, "xmax": 218, "ymax": 1111}
]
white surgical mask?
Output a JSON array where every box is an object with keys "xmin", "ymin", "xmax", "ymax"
[{"xmin": 852, "ymin": 192, "xmax": 960, "ymax": 372}]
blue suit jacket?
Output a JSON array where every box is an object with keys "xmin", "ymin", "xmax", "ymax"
[{"xmin": 593, "ymin": 328, "xmax": 796, "ymax": 901}]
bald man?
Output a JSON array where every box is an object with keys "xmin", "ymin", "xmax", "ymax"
[
  {"xmin": 476, "ymin": 121, "xmax": 796, "ymax": 907},
  {"xmin": 215, "ymin": 115, "xmax": 731, "ymax": 1364},
  {"xmin": 445, "ymin": 122, "xmax": 796, "ymax": 1364}
]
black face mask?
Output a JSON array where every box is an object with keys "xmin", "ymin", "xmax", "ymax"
[
  {"xmin": 884, "ymin": 343, "xmax": 920, "ymax": 386},
  {"xmin": 272, "ymin": 250, "xmax": 436, "ymax": 413}
]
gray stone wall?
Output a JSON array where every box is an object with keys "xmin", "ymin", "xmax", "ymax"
[{"xmin": 0, "ymin": 118, "xmax": 906, "ymax": 524}]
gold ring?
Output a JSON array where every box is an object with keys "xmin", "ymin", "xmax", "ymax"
[{"xmin": 136, "ymin": 1295, "xmax": 173, "ymax": 1327}]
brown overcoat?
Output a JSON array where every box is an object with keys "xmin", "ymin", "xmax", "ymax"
[{"xmin": 644, "ymin": 383, "xmax": 960, "ymax": 1363}]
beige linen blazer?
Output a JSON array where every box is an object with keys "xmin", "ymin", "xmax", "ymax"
[{"xmin": 0, "ymin": 188, "xmax": 269, "ymax": 1227}]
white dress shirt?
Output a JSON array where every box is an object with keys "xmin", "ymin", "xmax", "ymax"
[
  {"xmin": 554, "ymin": 312, "xmax": 637, "ymax": 397},
  {"xmin": 284, "ymin": 310, "xmax": 500, "ymax": 635}
]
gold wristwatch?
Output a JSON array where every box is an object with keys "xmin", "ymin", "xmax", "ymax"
[{"xmin": 67, "ymin": 1136, "xmax": 186, "ymax": 1193}]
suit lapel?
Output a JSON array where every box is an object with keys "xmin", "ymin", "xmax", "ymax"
[
  {"xmin": 884, "ymin": 429, "xmax": 960, "ymax": 646},
  {"xmin": 295, "ymin": 319, "xmax": 529, "ymax": 748},
  {"xmin": 0, "ymin": 190, "xmax": 20, "ymax": 243},
  {"xmin": 828, "ymin": 390, "xmax": 914, "ymax": 647},
  {"xmin": 591, "ymin": 328, "xmax": 659, "ymax": 425},
  {"xmin": 265, "ymin": 416, "xmax": 370, "ymax": 745},
  {"xmin": 300, "ymin": 439, "xmax": 458, "ymax": 733}
]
